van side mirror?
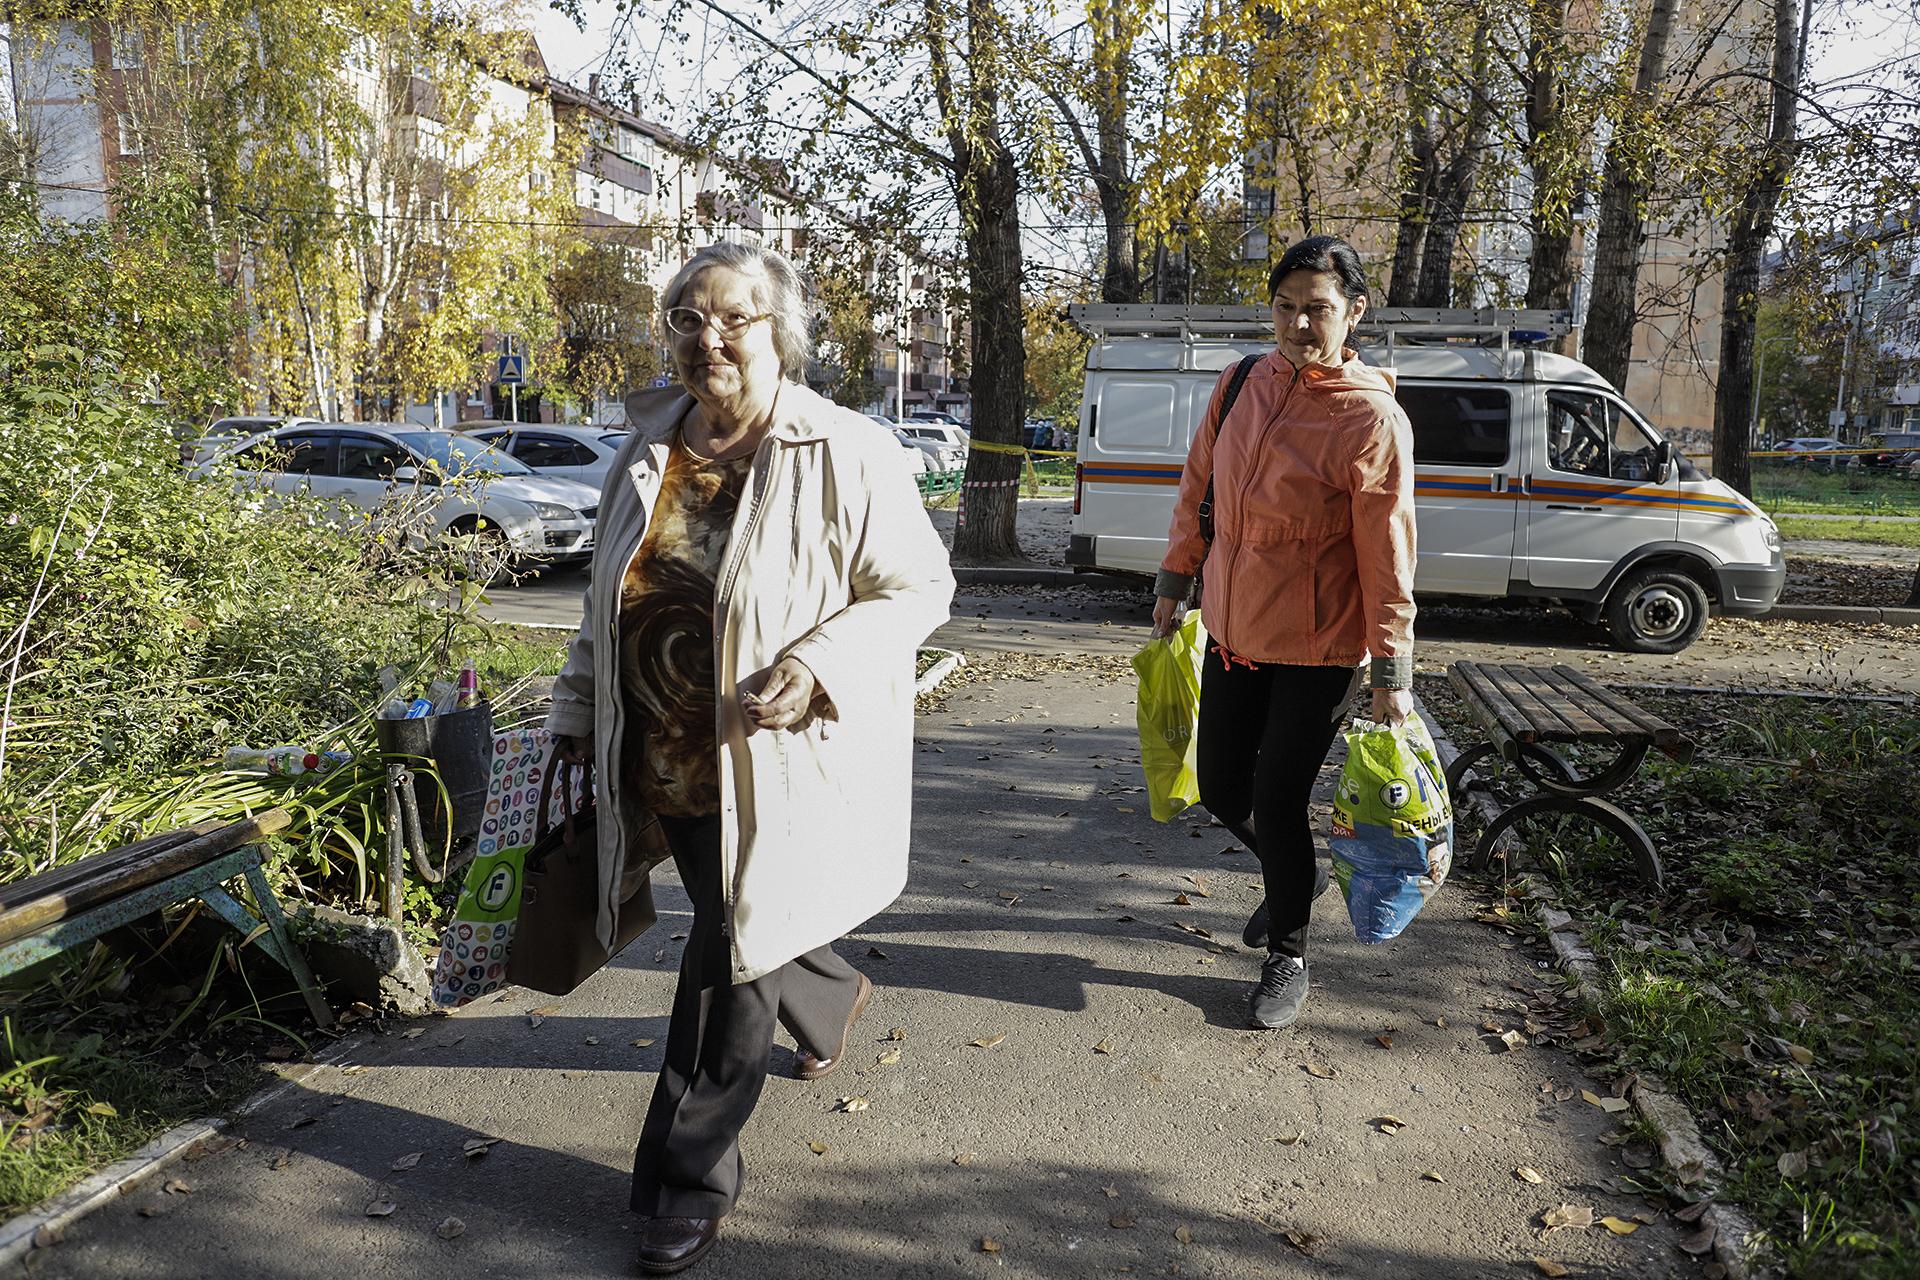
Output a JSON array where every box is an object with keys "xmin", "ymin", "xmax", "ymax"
[{"xmin": 1652, "ymin": 440, "xmax": 1673, "ymax": 483}]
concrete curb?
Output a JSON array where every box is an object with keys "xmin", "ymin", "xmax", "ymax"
[
  {"xmin": 0, "ymin": 1119, "xmax": 226, "ymax": 1267},
  {"xmin": 1426, "ymin": 718, "xmax": 1764, "ymax": 1280},
  {"xmin": 0, "ymin": 1053, "xmax": 342, "ymax": 1268},
  {"xmin": 914, "ymin": 648, "xmax": 966, "ymax": 697},
  {"xmin": 1759, "ymin": 603, "xmax": 1920, "ymax": 625}
]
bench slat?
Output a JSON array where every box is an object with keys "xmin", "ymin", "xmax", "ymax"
[
  {"xmin": 1533, "ymin": 668, "xmax": 1644, "ymax": 740},
  {"xmin": 0, "ymin": 820, "xmax": 225, "ymax": 912},
  {"xmin": 1522, "ymin": 667, "xmax": 1620, "ymax": 739},
  {"xmin": 1549, "ymin": 666, "xmax": 1696, "ymax": 761},
  {"xmin": 1449, "ymin": 662, "xmax": 1536, "ymax": 753},
  {"xmin": 0, "ymin": 810, "xmax": 291, "ymax": 946},
  {"xmin": 1484, "ymin": 663, "xmax": 1588, "ymax": 740}
]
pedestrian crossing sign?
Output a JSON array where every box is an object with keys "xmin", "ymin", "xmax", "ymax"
[{"xmin": 496, "ymin": 353, "xmax": 526, "ymax": 385}]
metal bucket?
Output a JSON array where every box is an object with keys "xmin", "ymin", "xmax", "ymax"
[{"xmin": 374, "ymin": 703, "xmax": 494, "ymax": 842}]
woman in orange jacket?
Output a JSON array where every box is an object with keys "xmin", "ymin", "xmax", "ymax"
[{"xmin": 1150, "ymin": 235, "xmax": 1416, "ymax": 1031}]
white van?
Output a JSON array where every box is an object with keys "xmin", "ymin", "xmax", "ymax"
[{"xmin": 1064, "ymin": 305, "xmax": 1784, "ymax": 653}]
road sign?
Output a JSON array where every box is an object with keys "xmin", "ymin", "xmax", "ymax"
[
  {"xmin": 496, "ymin": 353, "xmax": 526, "ymax": 385},
  {"xmin": 650, "ymin": 375, "xmax": 672, "ymax": 388}
]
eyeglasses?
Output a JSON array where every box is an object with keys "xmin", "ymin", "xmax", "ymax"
[{"xmin": 663, "ymin": 306, "xmax": 773, "ymax": 340}]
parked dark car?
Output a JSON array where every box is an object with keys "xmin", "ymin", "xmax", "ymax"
[{"xmin": 1860, "ymin": 431, "xmax": 1920, "ymax": 472}]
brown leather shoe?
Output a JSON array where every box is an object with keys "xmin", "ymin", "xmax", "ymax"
[
  {"xmin": 635, "ymin": 1215, "xmax": 721, "ymax": 1275},
  {"xmin": 794, "ymin": 972, "xmax": 873, "ymax": 1081}
]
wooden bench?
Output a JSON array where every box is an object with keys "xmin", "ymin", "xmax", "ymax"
[
  {"xmin": 1444, "ymin": 661, "xmax": 1696, "ymax": 888},
  {"xmin": 0, "ymin": 810, "xmax": 332, "ymax": 1027}
]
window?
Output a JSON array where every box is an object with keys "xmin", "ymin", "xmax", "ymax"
[
  {"xmin": 236, "ymin": 432, "xmax": 332, "ymax": 475},
  {"xmin": 116, "ymin": 115, "xmax": 141, "ymax": 157},
  {"xmin": 1398, "ymin": 385, "xmax": 1511, "ymax": 467},
  {"xmin": 336, "ymin": 434, "xmax": 410, "ymax": 480},
  {"xmin": 111, "ymin": 28, "xmax": 144, "ymax": 69},
  {"xmin": 1546, "ymin": 390, "xmax": 1667, "ymax": 481},
  {"xmin": 512, "ymin": 434, "xmax": 595, "ymax": 468}
]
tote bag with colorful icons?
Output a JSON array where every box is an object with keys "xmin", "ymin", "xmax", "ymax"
[{"xmin": 430, "ymin": 728, "xmax": 588, "ymax": 1007}]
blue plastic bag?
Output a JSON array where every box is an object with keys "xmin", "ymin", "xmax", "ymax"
[{"xmin": 1328, "ymin": 712, "xmax": 1454, "ymax": 944}]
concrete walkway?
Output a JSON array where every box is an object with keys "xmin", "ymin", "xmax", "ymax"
[{"xmin": 31, "ymin": 636, "xmax": 1708, "ymax": 1279}]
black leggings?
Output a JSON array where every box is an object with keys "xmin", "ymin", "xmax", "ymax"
[{"xmin": 1195, "ymin": 650, "xmax": 1359, "ymax": 958}]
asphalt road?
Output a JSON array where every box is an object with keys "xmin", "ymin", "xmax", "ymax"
[{"xmin": 34, "ymin": 616, "xmax": 1746, "ymax": 1280}]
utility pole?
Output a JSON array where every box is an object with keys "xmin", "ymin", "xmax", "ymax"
[{"xmin": 895, "ymin": 257, "xmax": 909, "ymax": 418}]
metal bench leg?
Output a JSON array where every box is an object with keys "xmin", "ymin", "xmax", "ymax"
[
  {"xmin": 1472, "ymin": 793, "xmax": 1664, "ymax": 889},
  {"xmin": 242, "ymin": 866, "xmax": 334, "ymax": 1028},
  {"xmin": 1444, "ymin": 741, "xmax": 1499, "ymax": 798},
  {"xmin": 199, "ymin": 872, "xmax": 334, "ymax": 1029}
]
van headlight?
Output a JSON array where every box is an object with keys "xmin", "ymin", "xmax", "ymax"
[
  {"xmin": 528, "ymin": 501, "xmax": 580, "ymax": 521},
  {"xmin": 1762, "ymin": 521, "xmax": 1781, "ymax": 551}
]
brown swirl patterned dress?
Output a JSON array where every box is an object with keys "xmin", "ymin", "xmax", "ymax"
[{"xmin": 617, "ymin": 443, "xmax": 752, "ymax": 818}]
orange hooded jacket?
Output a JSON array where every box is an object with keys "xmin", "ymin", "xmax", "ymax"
[{"xmin": 1154, "ymin": 348, "xmax": 1417, "ymax": 689}]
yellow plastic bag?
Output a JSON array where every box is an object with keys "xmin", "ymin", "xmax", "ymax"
[{"xmin": 1131, "ymin": 610, "xmax": 1207, "ymax": 822}]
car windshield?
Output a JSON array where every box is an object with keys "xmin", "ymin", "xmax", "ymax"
[{"xmin": 393, "ymin": 430, "xmax": 531, "ymax": 476}]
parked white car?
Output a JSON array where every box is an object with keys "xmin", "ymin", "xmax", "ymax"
[
  {"xmin": 465, "ymin": 423, "xmax": 631, "ymax": 491},
  {"xmin": 898, "ymin": 421, "xmax": 971, "ymax": 461},
  {"xmin": 873, "ymin": 414, "xmax": 963, "ymax": 470},
  {"xmin": 180, "ymin": 415, "xmax": 324, "ymax": 467},
  {"xmin": 195, "ymin": 422, "xmax": 601, "ymax": 572}
]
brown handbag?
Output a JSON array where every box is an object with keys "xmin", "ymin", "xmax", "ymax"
[{"xmin": 506, "ymin": 758, "xmax": 664, "ymax": 996}]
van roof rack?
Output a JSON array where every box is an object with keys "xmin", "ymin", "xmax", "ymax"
[{"xmin": 1066, "ymin": 304, "xmax": 1573, "ymax": 348}]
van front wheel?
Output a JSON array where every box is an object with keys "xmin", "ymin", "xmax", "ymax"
[{"xmin": 1604, "ymin": 567, "xmax": 1709, "ymax": 653}]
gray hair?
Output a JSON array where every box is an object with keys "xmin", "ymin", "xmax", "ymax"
[{"xmin": 662, "ymin": 242, "xmax": 814, "ymax": 382}]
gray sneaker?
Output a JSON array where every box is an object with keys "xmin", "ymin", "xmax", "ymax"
[{"xmin": 1248, "ymin": 954, "xmax": 1310, "ymax": 1029}]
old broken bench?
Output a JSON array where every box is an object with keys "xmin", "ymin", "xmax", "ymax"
[
  {"xmin": 1444, "ymin": 661, "xmax": 1696, "ymax": 888},
  {"xmin": 0, "ymin": 810, "xmax": 332, "ymax": 1027}
]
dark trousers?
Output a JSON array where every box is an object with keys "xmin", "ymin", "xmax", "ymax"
[
  {"xmin": 632, "ymin": 813, "xmax": 864, "ymax": 1219},
  {"xmin": 1195, "ymin": 652, "xmax": 1359, "ymax": 959}
]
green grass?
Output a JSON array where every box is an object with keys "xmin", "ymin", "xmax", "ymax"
[
  {"xmin": 1775, "ymin": 517, "xmax": 1920, "ymax": 548},
  {"xmin": 1422, "ymin": 681, "xmax": 1920, "ymax": 1278},
  {"xmin": 1754, "ymin": 467, "xmax": 1920, "ymax": 517}
]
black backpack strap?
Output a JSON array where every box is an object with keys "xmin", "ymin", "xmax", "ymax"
[{"xmin": 1198, "ymin": 353, "xmax": 1261, "ymax": 546}]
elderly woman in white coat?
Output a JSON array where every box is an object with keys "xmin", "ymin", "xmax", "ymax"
[{"xmin": 547, "ymin": 241, "xmax": 954, "ymax": 1275}]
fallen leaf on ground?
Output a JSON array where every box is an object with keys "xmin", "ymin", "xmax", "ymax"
[
  {"xmin": 1174, "ymin": 1224, "xmax": 1194, "ymax": 1244},
  {"xmin": 808, "ymin": 1141, "xmax": 828, "ymax": 1155},
  {"xmin": 31, "ymin": 1225, "xmax": 63, "ymax": 1248},
  {"xmin": 161, "ymin": 1178, "xmax": 191, "ymax": 1195},
  {"xmin": 876, "ymin": 1049, "xmax": 903, "ymax": 1066},
  {"xmin": 1581, "ymin": 1089, "xmax": 1629, "ymax": 1113},
  {"xmin": 286, "ymin": 1114, "xmax": 317, "ymax": 1130},
  {"xmin": 1275, "ymin": 1130, "xmax": 1304, "ymax": 1145},
  {"xmin": 1102, "ymin": 1185, "xmax": 1120, "ymax": 1198},
  {"xmin": 1599, "ymin": 1216, "xmax": 1640, "ymax": 1235},
  {"xmin": 979, "ymin": 1238, "xmax": 1002, "ymax": 1254},
  {"xmin": 1498, "ymin": 1030, "xmax": 1527, "ymax": 1052},
  {"xmin": 866, "ymin": 946, "xmax": 888, "ymax": 959},
  {"xmin": 1531, "ymin": 1258, "xmax": 1570, "ymax": 1277},
  {"xmin": 401, "ymin": 1028, "xmax": 426, "ymax": 1040},
  {"xmin": 631, "ymin": 1038, "xmax": 655, "ymax": 1048},
  {"xmin": 970, "ymin": 1034, "xmax": 1007, "ymax": 1049},
  {"xmin": 365, "ymin": 1200, "xmax": 398, "ymax": 1218},
  {"xmin": 885, "ymin": 1027, "xmax": 907, "ymax": 1041},
  {"xmin": 1541, "ymin": 1204, "xmax": 1594, "ymax": 1231},
  {"xmin": 1109, "ymin": 1211, "xmax": 1136, "ymax": 1229},
  {"xmin": 435, "ymin": 1217, "xmax": 465, "ymax": 1240},
  {"xmin": 1673, "ymin": 1200, "xmax": 1712, "ymax": 1224},
  {"xmin": 1303, "ymin": 1061, "xmax": 1336, "ymax": 1079},
  {"xmin": 1420, "ymin": 1170, "xmax": 1445, "ymax": 1183},
  {"xmin": 836, "ymin": 1096, "xmax": 871, "ymax": 1113},
  {"xmin": 953, "ymin": 1152, "xmax": 975, "ymax": 1166},
  {"xmin": 1186, "ymin": 875, "xmax": 1211, "ymax": 896},
  {"xmin": 390, "ymin": 1152, "xmax": 422, "ymax": 1172},
  {"xmin": 1371, "ymin": 1115, "xmax": 1407, "ymax": 1135},
  {"xmin": 1375, "ymin": 1034, "xmax": 1395, "ymax": 1050},
  {"xmin": 1777, "ymin": 1150, "xmax": 1809, "ymax": 1178},
  {"xmin": 138, "ymin": 1203, "xmax": 173, "ymax": 1218},
  {"xmin": 1278, "ymin": 1227, "xmax": 1317, "ymax": 1255},
  {"xmin": 269, "ymin": 1152, "xmax": 292, "ymax": 1171},
  {"xmin": 1172, "ymin": 893, "xmax": 1193, "ymax": 906},
  {"xmin": 85, "ymin": 1101, "xmax": 118, "ymax": 1117},
  {"xmin": 1093, "ymin": 1039, "xmax": 1113, "ymax": 1055},
  {"xmin": 1432, "ymin": 1016, "xmax": 1448, "ymax": 1029},
  {"xmin": 1678, "ymin": 1223, "xmax": 1718, "ymax": 1255},
  {"xmin": 1514, "ymin": 1167, "xmax": 1544, "ymax": 1184},
  {"xmin": 583, "ymin": 1036, "xmax": 599, "ymax": 1046},
  {"xmin": 1783, "ymin": 1042, "xmax": 1815, "ymax": 1066}
]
